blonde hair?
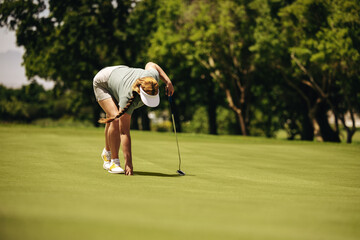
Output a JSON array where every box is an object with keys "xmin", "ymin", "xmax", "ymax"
[{"xmin": 98, "ymin": 77, "xmax": 159, "ymax": 124}]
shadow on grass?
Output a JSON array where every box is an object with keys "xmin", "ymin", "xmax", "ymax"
[{"xmin": 134, "ymin": 171, "xmax": 184, "ymax": 177}]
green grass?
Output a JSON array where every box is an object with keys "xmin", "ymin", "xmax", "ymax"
[
  {"xmin": 0, "ymin": 125, "xmax": 359, "ymax": 240},
  {"xmin": 275, "ymin": 129, "xmax": 360, "ymax": 143}
]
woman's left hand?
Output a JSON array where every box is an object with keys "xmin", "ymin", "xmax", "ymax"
[
  {"xmin": 125, "ymin": 163, "xmax": 133, "ymax": 176},
  {"xmin": 165, "ymin": 82, "xmax": 174, "ymax": 96}
]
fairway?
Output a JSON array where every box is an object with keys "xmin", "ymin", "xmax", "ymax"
[{"xmin": 0, "ymin": 125, "xmax": 359, "ymax": 240}]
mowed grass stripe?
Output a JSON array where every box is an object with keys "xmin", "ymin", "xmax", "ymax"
[{"xmin": 0, "ymin": 125, "xmax": 359, "ymax": 240}]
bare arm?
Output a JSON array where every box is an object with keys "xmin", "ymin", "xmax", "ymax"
[
  {"xmin": 145, "ymin": 62, "xmax": 174, "ymax": 96},
  {"xmin": 119, "ymin": 112, "xmax": 133, "ymax": 175}
]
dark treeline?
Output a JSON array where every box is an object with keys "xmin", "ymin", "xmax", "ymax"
[
  {"xmin": 0, "ymin": 0, "xmax": 359, "ymax": 143},
  {"xmin": 0, "ymin": 82, "xmax": 92, "ymax": 123}
]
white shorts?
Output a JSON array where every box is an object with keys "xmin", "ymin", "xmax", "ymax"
[{"xmin": 93, "ymin": 66, "xmax": 119, "ymax": 102}]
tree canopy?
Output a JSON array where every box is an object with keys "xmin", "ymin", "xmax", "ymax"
[{"xmin": 1, "ymin": 0, "xmax": 359, "ymax": 142}]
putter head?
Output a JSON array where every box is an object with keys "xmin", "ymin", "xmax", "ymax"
[{"xmin": 177, "ymin": 169, "xmax": 185, "ymax": 176}]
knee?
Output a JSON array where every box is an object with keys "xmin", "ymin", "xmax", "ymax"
[
  {"xmin": 120, "ymin": 127, "xmax": 130, "ymax": 135},
  {"xmin": 106, "ymin": 112, "xmax": 119, "ymax": 119},
  {"xmin": 107, "ymin": 113, "xmax": 120, "ymax": 127},
  {"xmin": 111, "ymin": 118, "xmax": 120, "ymax": 126}
]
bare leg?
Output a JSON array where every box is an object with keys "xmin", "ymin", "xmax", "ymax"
[
  {"xmin": 119, "ymin": 113, "xmax": 133, "ymax": 175},
  {"xmin": 98, "ymin": 98, "xmax": 120, "ymax": 159},
  {"xmin": 105, "ymin": 123, "xmax": 111, "ymax": 151}
]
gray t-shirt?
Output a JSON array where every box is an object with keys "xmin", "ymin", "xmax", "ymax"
[{"xmin": 108, "ymin": 65, "xmax": 160, "ymax": 115}]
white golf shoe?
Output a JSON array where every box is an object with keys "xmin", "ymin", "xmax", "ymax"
[
  {"xmin": 101, "ymin": 148, "xmax": 111, "ymax": 170},
  {"xmin": 108, "ymin": 159, "xmax": 125, "ymax": 174}
]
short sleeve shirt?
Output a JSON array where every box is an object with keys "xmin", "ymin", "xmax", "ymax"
[{"xmin": 107, "ymin": 66, "xmax": 160, "ymax": 115}]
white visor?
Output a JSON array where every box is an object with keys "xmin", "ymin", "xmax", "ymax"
[{"xmin": 139, "ymin": 86, "xmax": 160, "ymax": 107}]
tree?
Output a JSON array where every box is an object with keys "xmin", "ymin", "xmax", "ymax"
[
  {"xmin": 148, "ymin": 0, "xmax": 226, "ymax": 134},
  {"xmin": 0, "ymin": 0, "xmax": 160, "ymax": 127},
  {"xmin": 278, "ymin": 0, "xmax": 360, "ymax": 142},
  {"xmin": 149, "ymin": 0, "xmax": 259, "ymax": 136},
  {"xmin": 184, "ymin": 0, "xmax": 257, "ymax": 136},
  {"xmin": 249, "ymin": 0, "xmax": 317, "ymax": 140},
  {"xmin": 249, "ymin": 0, "xmax": 360, "ymax": 142}
]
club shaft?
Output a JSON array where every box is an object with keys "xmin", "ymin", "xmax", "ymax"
[{"xmin": 171, "ymin": 113, "xmax": 182, "ymax": 170}]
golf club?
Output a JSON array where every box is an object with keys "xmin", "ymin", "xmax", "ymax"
[{"xmin": 168, "ymin": 96, "xmax": 185, "ymax": 176}]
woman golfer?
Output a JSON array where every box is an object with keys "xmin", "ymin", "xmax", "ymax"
[{"xmin": 93, "ymin": 62, "xmax": 174, "ymax": 175}]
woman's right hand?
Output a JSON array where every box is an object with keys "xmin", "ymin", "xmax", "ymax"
[{"xmin": 165, "ymin": 81, "xmax": 174, "ymax": 96}]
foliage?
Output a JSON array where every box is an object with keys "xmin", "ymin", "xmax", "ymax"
[
  {"xmin": 151, "ymin": 120, "xmax": 172, "ymax": 132},
  {"xmin": 0, "ymin": 82, "xmax": 92, "ymax": 123},
  {"xmin": 148, "ymin": 0, "xmax": 227, "ymax": 134},
  {"xmin": 176, "ymin": 0, "xmax": 257, "ymax": 136},
  {"xmin": 216, "ymin": 106, "xmax": 239, "ymax": 135},
  {"xmin": 248, "ymin": 0, "xmax": 360, "ymax": 142},
  {"xmin": 182, "ymin": 106, "xmax": 209, "ymax": 134},
  {"xmin": 0, "ymin": 0, "xmax": 159, "ymax": 127},
  {"xmin": 277, "ymin": 0, "xmax": 360, "ymax": 142},
  {"xmin": 182, "ymin": 106, "xmax": 240, "ymax": 135},
  {"xmin": 1, "ymin": 0, "xmax": 359, "ymax": 142}
]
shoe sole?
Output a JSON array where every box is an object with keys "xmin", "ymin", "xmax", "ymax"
[{"xmin": 108, "ymin": 170, "xmax": 125, "ymax": 174}]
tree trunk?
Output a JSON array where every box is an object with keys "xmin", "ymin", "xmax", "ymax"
[
  {"xmin": 171, "ymin": 97, "xmax": 182, "ymax": 133},
  {"xmin": 312, "ymin": 119, "xmax": 323, "ymax": 141},
  {"xmin": 131, "ymin": 111, "xmax": 139, "ymax": 130},
  {"xmin": 223, "ymin": 88, "xmax": 247, "ymax": 136},
  {"xmin": 236, "ymin": 110, "xmax": 247, "ymax": 136},
  {"xmin": 315, "ymin": 102, "xmax": 340, "ymax": 142},
  {"xmin": 207, "ymin": 103, "xmax": 217, "ymax": 135},
  {"xmin": 92, "ymin": 102, "xmax": 101, "ymax": 127},
  {"xmin": 207, "ymin": 79, "xmax": 218, "ymax": 135},
  {"xmin": 300, "ymin": 114, "xmax": 314, "ymax": 140},
  {"xmin": 339, "ymin": 109, "xmax": 357, "ymax": 144},
  {"xmin": 346, "ymin": 129, "xmax": 355, "ymax": 143},
  {"xmin": 141, "ymin": 108, "xmax": 150, "ymax": 131},
  {"xmin": 233, "ymin": 112, "xmax": 242, "ymax": 134},
  {"xmin": 307, "ymin": 98, "xmax": 323, "ymax": 141}
]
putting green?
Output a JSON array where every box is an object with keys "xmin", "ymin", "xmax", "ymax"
[{"xmin": 0, "ymin": 125, "xmax": 359, "ymax": 240}]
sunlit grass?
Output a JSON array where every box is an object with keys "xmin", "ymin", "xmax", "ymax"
[{"xmin": 0, "ymin": 125, "xmax": 359, "ymax": 240}]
